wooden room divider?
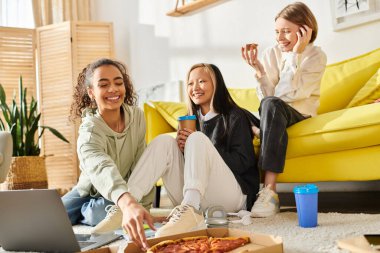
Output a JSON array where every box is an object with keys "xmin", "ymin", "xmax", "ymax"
[
  {"xmin": 0, "ymin": 27, "xmax": 37, "ymax": 105},
  {"xmin": 36, "ymin": 21, "xmax": 114, "ymax": 191},
  {"xmin": 0, "ymin": 21, "xmax": 114, "ymax": 191}
]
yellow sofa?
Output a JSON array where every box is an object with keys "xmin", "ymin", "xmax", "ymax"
[{"xmin": 144, "ymin": 48, "xmax": 380, "ymax": 184}]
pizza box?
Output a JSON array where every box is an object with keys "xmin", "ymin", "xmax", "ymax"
[
  {"xmin": 82, "ymin": 246, "xmax": 119, "ymax": 253},
  {"xmin": 121, "ymin": 228, "xmax": 283, "ymax": 253},
  {"xmin": 337, "ymin": 236, "xmax": 378, "ymax": 253}
]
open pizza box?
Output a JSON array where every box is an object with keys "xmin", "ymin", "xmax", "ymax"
[
  {"xmin": 337, "ymin": 236, "xmax": 378, "ymax": 253},
  {"xmin": 131, "ymin": 228, "xmax": 282, "ymax": 253},
  {"xmin": 84, "ymin": 228, "xmax": 283, "ymax": 253},
  {"xmin": 82, "ymin": 247, "xmax": 119, "ymax": 253}
]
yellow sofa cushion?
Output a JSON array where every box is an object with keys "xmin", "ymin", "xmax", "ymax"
[
  {"xmin": 144, "ymin": 103, "xmax": 176, "ymax": 143},
  {"xmin": 286, "ymin": 102, "xmax": 380, "ymax": 158},
  {"xmin": 346, "ymin": 69, "xmax": 380, "ymax": 107},
  {"xmin": 151, "ymin": 101, "xmax": 187, "ymax": 129},
  {"xmin": 318, "ymin": 47, "xmax": 380, "ymax": 114},
  {"xmin": 228, "ymin": 88, "xmax": 260, "ymax": 112},
  {"xmin": 150, "ymin": 88, "xmax": 259, "ymax": 129}
]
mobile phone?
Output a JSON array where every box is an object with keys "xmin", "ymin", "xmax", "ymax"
[{"xmin": 364, "ymin": 234, "xmax": 380, "ymax": 250}]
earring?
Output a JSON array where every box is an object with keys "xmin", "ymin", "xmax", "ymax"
[{"xmin": 90, "ymin": 97, "xmax": 97, "ymax": 109}]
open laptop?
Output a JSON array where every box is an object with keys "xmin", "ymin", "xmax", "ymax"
[{"xmin": 0, "ymin": 189, "xmax": 122, "ymax": 252}]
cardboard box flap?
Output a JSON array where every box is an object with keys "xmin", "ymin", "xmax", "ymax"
[
  {"xmin": 337, "ymin": 236, "xmax": 376, "ymax": 253},
  {"xmin": 227, "ymin": 229, "xmax": 282, "ymax": 247},
  {"xmin": 83, "ymin": 246, "xmax": 119, "ymax": 253}
]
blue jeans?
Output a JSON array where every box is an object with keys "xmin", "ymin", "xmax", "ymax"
[{"xmin": 62, "ymin": 188, "xmax": 114, "ymax": 226}]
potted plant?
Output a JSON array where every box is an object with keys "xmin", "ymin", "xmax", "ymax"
[{"xmin": 0, "ymin": 76, "xmax": 69, "ymax": 189}]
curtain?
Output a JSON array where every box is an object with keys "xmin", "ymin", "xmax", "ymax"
[
  {"xmin": 32, "ymin": 0, "xmax": 91, "ymax": 27},
  {"xmin": 0, "ymin": 0, "xmax": 34, "ymax": 28}
]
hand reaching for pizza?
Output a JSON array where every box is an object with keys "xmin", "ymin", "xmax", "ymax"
[{"xmin": 117, "ymin": 192, "xmax": 155, "ymax": 250}]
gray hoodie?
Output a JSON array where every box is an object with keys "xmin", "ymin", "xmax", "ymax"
[{"xmin": 75, "ymin": 104, "xmax": 146, "ymax": 204}]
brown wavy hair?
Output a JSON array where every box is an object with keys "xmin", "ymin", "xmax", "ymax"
[
  {"xmin": 276, "ymin": 2, "xmax": 318, "ymax": 43},
  {"xmin": 70, "ymin": 58, "xmax": 137, "ymax": 120}
]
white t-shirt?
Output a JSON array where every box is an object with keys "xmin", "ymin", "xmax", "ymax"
[{"xmin": 256, "ymin": 44, "xmax": 327, "ymax": 116}]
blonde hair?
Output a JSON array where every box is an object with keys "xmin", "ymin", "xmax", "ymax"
[{"xmin": 276, "ymin": 2, "xmax": 318, "ymax": 43}]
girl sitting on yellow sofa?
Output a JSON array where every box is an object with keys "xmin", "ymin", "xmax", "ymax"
[{"xmin": 241, "ymin": 2, "xmax": 327, "ymax": 218}]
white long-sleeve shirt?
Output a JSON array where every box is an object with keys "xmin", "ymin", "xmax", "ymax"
[{"xmin": 256, "ymin": 44, "xmax": 327, "ymax": 116}]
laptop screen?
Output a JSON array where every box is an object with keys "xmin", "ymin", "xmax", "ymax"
[{"xmin": 0, "ymin": 189, "xmax": 121, "ymax": 252}]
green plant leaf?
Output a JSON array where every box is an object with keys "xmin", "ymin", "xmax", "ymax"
[
  {"xmin": 27, "ymin": 96, "xmax": 37, "ymax": 132},
  {"xmin": 25, "ymin": 113, "xmax": 40, "ymax": 155},
  {"xmin": 0, "ymin": 118, "xmax": 4, "ymax": 131},
  {"xmin": 23, "ymin": 87, "xmax": 28, "ymax": 132},
  {"xmin": 10, "ymin": 122, "xmax": 17, "ymax": 156},
  {"xmin": 1, "ymin": 77, "xmax": 69, "ymax": 156},
  {"xmin": 40, "ymin": 126, "xmax": 70, "ymax": 143},
  {"xmin": 0, "ymin": 84, "xmax": 11, "ymax": 125}
]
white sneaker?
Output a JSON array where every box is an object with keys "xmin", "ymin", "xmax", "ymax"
[
  {"xmin": 90, "ymin": 205, "xmax": 122, "ymax": 234},
  {"xmin": 251, "ymin": 185, "xmax": 280, "ymax": 217},
  {"xmin": 155, "ymin": 204, "xmax": 205, "ymax": 238}
]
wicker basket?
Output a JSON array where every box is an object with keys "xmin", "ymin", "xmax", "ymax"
[{"xmin": 3, "ymin": 156, "xmax": 48, "ymax": 190}]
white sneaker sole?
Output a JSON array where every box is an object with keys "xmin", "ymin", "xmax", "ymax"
[
  {"xmin": 251, "ymin": 208, "xmax": 280, "ymax": 218},
  {"xmin": 155, "ymin": 219, "xmax": 206, "ymax": 238}
]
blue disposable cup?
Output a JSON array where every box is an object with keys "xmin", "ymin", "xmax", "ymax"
[{"xmin": 293, "ymin": 184, "xmax": 319, "ymax": 228}]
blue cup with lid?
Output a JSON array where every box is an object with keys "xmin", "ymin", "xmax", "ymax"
[{"xmin": 293, "ymin": 184, "xmax": 319, "ymax": 228}]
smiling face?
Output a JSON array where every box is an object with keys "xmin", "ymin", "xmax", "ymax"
[
  {"xmin": 275, "ymin": 17, "xmax": 300, "ymax": 52},
  {"xmin": 87, "ymin": 65, "xmax": 126, "ymax": 114},
  {"xmin": 187, "ymin": 67, "xmax": 215, "ymax": 115}
]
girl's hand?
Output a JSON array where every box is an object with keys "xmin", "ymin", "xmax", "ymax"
[
  {"xmin": 241, "ymin": 43, "xmax": 266, "ymax": 78},
  {"xmin": 118, "ymin": 193, "xmax": 155, "ymax": 251},
  {"xmin": 176, "ymin": 128, "xmax": 195, "ymax": 152},
  {"xmin": 293, "ymin": 25, "xmax": 312, "ymax": 54},
  {"xmin": 374, "ymin": 98, "xmax": 380, "ymax": 103}
]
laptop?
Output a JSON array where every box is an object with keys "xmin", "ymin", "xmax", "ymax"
[{"xmin": 0, "ymin": 189, "xmax": 122, "ymax": 252}]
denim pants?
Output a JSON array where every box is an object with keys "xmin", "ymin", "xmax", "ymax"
[
  {"xmin": 258, "ymin": 96, "xmax": 309, "ymax": 173},
  {"xmin": 62, "ymin": 188, "xmax": 113, "ymax": 226}
]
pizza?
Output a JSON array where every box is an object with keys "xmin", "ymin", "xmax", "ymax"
[
  {"xmin": 247, "ymin": 43, "xmax": 258, "ymax": 50},
  {"xmin": 147, "ymin": 235, "xmax": 250, "ymax": 253}
]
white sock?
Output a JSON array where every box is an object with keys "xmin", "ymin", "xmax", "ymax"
[{"xmin": 182, "ymin": 189, "xmax": 201, "ymax": 210}]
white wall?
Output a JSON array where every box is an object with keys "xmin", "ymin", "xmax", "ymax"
[
  {"xmin": 92, "ymin": 0, "xmax": 380, "ymax": 191},
  {"xmin": 92, "ymin": 0, "xmax": 380, "ymax": 89}
]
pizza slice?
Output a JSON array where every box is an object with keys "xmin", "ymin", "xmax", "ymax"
[
  {"xmin": 209, "ymin": 236, "xmax": 251, "ymax": 252},
  {"xmin": 147, "ymin": 236, "xmax": 210, "ymax": 253}
]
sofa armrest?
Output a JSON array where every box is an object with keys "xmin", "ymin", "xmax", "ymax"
[{"xmin": 144, "ymin": 103, "xmax": 176, "ymax": 144}]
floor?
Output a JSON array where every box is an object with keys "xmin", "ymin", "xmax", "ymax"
[{"xmin": 155, "ymin": 188, "xmax": 380, "ymax": 214}]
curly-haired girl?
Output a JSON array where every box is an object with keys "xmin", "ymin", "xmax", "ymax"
[{"xmin": 62, "ymin": 58, "xmax": 156, "ymax": 250}]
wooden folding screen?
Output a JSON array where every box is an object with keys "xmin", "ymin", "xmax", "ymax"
[
  {"xmin": 36, "ymin": 21, "xmax": 114, "ymax": 190},
  {"xmin": 0, "ymin": 27, "xmax": 36, "ymax": 107}
]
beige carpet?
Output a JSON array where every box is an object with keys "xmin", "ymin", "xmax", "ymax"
[{"xmin": 70, "ymin": 212, "xmax": 380, "ymax": 253}]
